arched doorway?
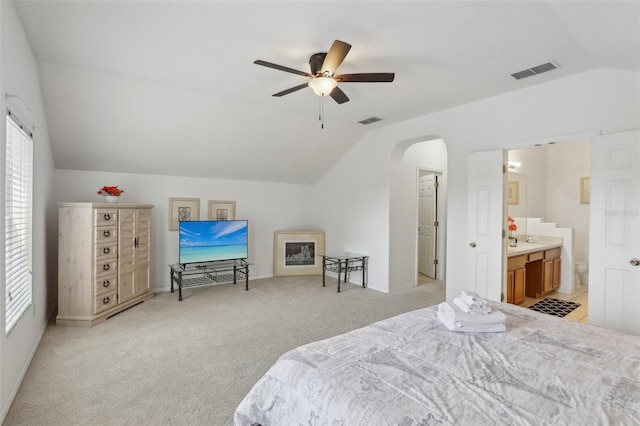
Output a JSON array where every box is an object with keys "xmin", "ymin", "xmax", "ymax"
[{"xmin": 388, "ymin": 137, "xmax": 448, "ymax": 291}]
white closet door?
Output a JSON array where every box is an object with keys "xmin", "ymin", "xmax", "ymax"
[{"xmin": 589, "ymin": 130, "xmax": 640, "ymax": 335}]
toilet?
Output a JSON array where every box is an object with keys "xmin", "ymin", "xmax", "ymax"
[{"xmin": 574, "ymin": 261, "xmax": 589, "ymax": 288}]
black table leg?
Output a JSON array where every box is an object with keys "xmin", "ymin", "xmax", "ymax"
[
  {"xmin": 322, "ymin": 256, "xmax": 326, "ymax": 287},
  {"xmin": 245, "ymin": 265, "xmax": 249, "ymax": 290}
]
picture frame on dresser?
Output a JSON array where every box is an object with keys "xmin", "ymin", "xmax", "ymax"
[
  {"xmin": 169, "ymin": 197, "xmax": 200, "ymax": 231},
  {"xmin": 274, "ymin": 231, "xmax": 325, "ymax": 276},
  {"xmin": 208, "ymin": 200, "xmax": 236, "ymax": 221}
]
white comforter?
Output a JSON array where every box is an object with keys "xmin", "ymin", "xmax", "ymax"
[{"xmin": 235, "ymin": 302, "xmax": 640, "ymax": 425}]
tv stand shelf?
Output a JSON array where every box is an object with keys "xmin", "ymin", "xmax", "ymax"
[{"xmin": 169, "ymin": 259, "xmax": 251, "ymax": 301}]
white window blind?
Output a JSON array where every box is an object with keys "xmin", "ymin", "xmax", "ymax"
[{"xmin": 5, "ymin": 111, "xmax": 33, "ymax": 334}]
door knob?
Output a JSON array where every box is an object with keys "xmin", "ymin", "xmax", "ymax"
[
  {"xmin": 469, "ymin": 242, "xmax": 477, "ymax": 248},
  {"xmin": 630, "ymin": 258, "xmax": 640, "ymax": 266}
]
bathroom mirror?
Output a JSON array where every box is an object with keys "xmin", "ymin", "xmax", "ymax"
[{"xmin": 507, "ymin": 171, "xmax": 527, "ymax": 239}]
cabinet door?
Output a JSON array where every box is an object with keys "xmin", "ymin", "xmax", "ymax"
[
  {"xmin": 552, "ymin": 258, "xmax": 561, "ymax": 290},
  {"xmin": 543, "ymin": 260, "xmax": 554, "ymax": 294},
  {"xmin": 514, "ymin": 267, "xmax": 526, "ymax": 305},
  {"xmin": 506, "ymin": 270, "xmax": 515, "ymax": 304},
  {"xmin": 118, "ymin": 209, "xmax": 137, "ymax": 303},
  {"xmin": 119, "ymin": 208, "xmax": 152, "ymax": 301},
  {"xmin": 134, "ymin": 209, "xmax": 151, "ymax": 295}
]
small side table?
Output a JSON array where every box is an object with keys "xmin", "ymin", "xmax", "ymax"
[{"xmin": 321, "ymin": 253, "xmax": 368, "ymax": 293}]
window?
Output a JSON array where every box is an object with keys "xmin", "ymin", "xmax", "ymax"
[{"xmin": 5, "ymin": 111, "xmax": 33, "ymax": 333}]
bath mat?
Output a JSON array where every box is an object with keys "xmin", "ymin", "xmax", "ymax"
[{"xmin": 528, "ymin": 298, "xmax": 581, "ymax": 318}]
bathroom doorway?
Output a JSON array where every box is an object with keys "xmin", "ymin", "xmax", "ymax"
[{"xmin": 508, "ymin": 139, "xmax": 590, "ymax": 321}]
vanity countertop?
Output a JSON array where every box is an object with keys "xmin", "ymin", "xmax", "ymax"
[{"xmin": 507, "ymin": 238, "xmax": 562, "ymax": 257}]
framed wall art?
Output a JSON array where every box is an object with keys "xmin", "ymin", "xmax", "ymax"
[
  {"xmin": 580, "ymin": 177, "xmax": 590, "ymax": 204},
  {"xmin": 208, "ymin": 200, "xmax": 236, "ymax": 221},
  {"xmin": 274, "ymin": 231, "xmax": 325, "ymax": 276},
  {"xmin": 169, "ymin": 197, "xmax": 200, "ymax": 231},
  {"xmin": 507, "ymin": 181, "xmax": 519, "ymax": 205}
]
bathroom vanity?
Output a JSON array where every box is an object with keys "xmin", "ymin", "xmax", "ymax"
[{"xmin": 506, "ymin": 239, "xmax": 562, "ymax": 305}]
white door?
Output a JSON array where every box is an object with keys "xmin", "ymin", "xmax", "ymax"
[
  {"xmin": 467, "ymin": 150, "xmax": 506, "ymax": 302},
  {"xmin": 418, "ymin": 173, "xmax": 438, "ymax": 278},
  {"xmin": 589, "ymin": 130, "xmax": 640, "ymax": 335}
]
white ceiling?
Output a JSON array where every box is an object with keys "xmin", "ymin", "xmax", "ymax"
[{"xmin": 12, "ymin": 1, "xmax": 640, "ymax": 184}]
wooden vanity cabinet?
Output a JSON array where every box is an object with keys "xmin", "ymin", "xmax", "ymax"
[
  {"xmin": 57, "ymin": 203, "xmax": 154, "ymax": 327},
  {"xmin": 507, "ymin": 255, "xmax": 526, "ymax": 305},
  {"xmin": 543, "ymin": 248, "xmax": 561, "ymax": 294},
  {"xmin": 524, "ymin": 247, "xmax": 561, "ymax": 299}
]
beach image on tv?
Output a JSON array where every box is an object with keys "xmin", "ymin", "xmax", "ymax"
[{"xmin": 179, "ymin": 220, "xmax": 248, "ymax": 264}]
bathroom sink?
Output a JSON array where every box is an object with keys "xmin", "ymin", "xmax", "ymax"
[{"xmin": 507, "ymin": 241, "xmax": 560, "ymax": 255}]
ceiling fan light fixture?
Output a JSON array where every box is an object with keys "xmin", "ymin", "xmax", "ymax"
[{"xmin": 308, "ymin": 76, "xmax": 337, "ymax": 96}]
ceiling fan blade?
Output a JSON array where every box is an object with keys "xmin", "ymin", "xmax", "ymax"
[
  {"xmin": 254, "ymin": 60, "xmax": 312, "ymax": 77},
  {"xmin": 329, "ymin": 86, "xmax": 349, "ymax": 104},
  {"xmin": 273, "ymin": 82, "xmax": 309, "ymax": 97},
  {"xmin": 320, "ymin": 40, "xmax": 351, "ymax": 75},
  {"xmin": 335, "ymin": 73, "xmax": 395, "ymax": 83}
]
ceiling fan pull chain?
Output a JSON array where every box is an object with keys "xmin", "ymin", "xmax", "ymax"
[{"xmin": 319, "ymin": 96, "xmax": 324, "ymax": 129}]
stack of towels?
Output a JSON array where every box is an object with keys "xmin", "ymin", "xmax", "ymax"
[{"xmin": 437, "ymin": 290, "xmax": 506, "ymax": 333}]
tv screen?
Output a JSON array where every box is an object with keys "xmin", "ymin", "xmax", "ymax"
[{"xmin": 179, "ymin": 220, "xmax": 248, "ymax": 264}]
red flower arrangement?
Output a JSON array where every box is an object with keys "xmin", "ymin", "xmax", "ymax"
[
  {"xmin": 97, "ymin": 186, "xmax": 124, "ymax": 196},
  {"xmin": 507, "ymin": 216, "xmax": 517, "ymax": 234}
]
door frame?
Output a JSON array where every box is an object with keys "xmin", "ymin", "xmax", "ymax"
[
  {"xmin": 499, "ymin": 130, "xmax": 599, "ymax": 300},
  {"xmin": 417, "ymin": 168, "xmax": 443, "ymax": 280}
]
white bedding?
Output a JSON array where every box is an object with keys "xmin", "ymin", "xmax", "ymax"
[{"xmin": 234, "ymin": 302, "xmax": 640, "ymax": 425}]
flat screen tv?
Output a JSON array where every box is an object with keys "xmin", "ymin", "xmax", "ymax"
[{"xmin": 179, "ymin": 220, "xmax": 248, "ymax": 265}]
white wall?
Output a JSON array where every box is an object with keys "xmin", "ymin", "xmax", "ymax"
[
  {"xmin": 312, "ymin": 132, "xmax": 392, "ymax": 292},
  {"xmin": 546, "ymin": 140, "xmax": 590, "ymax": 263},
  {"xmin": 54, "ymin": 170, "xmax": 316, "ymax": 291},
  {"xmin": 315, "ymin": 68, "xmax": 640, "ymax": 301},
  {"xmin": 1, "ymin": 1, "xmax": 57, "ymax": 419}
]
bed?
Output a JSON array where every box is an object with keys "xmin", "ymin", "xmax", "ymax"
[{"xmin": 234, "ymin": 302, "xmax": 640, "ymax": 425}]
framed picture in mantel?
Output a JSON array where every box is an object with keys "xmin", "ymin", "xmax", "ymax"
[{"xmin": 274, "ymin": 231, "xmax": 325, "ymax": 276}]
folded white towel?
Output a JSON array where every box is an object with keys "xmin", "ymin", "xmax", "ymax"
[
  {"xmin": 437, "ymin": 310, "xmax": 506, "ymax": 333},
  {"xmin": 438, "ymin": 302, "xmax": 506, "ymax": 325},
  {"xmin": 454, "ymin": 297, "xmax": 492, "ymax": 314},
  {"xmin": 460, "ymin": 290, "xmax": 487, "ymax": 307}
]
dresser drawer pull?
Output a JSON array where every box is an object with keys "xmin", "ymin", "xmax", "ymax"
[
  {"xmin": 103, "ymin": 213, "xmax": 111, "ymax": 221},
  {"xmin": 103, "ymin": 296, "xmax": 110, "ymax": 304},
  {"xmin": 103, "ymin": 264, "xmax": 110, "ymax": 271},
  {"xmin": 103, "ymin": 247, "xmax": 111, "ymax": 254},
  {"xmin": 103, "ymin": 230, "xmax": 111, "ymax": 238},
  {"xmin": 102, "ymin": 280, "xmax": 110, "ymax": 288}
]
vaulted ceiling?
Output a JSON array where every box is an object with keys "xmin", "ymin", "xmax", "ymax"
[{"xmin": 12, "ymin": 1, "xmax": 640, "ymax": 184}]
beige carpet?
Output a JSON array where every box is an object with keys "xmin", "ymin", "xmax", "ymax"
[{"xmin": 4, "ymin": 275, "xmax": 445, "ymax": 425}]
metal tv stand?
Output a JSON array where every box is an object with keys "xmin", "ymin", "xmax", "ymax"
[{"xmin": 169, "ymin": 259, "xmax": 251, "ymax": 301}]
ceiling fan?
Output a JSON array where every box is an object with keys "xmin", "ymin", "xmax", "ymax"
[{"xmin": 254, "ymin": 40, "xmax": 395, "ymax": 105}]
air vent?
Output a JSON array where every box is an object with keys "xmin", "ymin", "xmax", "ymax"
[
  {"xmin": 358, "ymin": 117, "xmax": 382, "ymax": 125},
  {"xmin": 511, "ymin": 61, "xmax": 559, "ymax": 80}
]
